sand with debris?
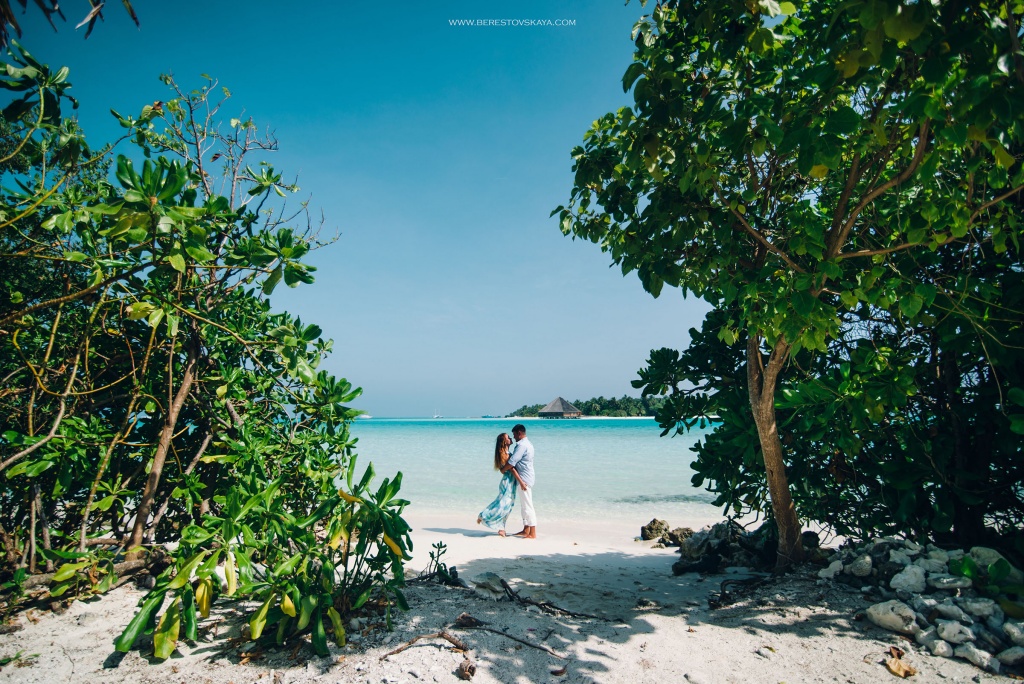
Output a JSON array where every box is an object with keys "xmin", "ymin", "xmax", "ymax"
[{"xmin": 0, "ymin": 513, "xmax": 1010, "ymax": 683}]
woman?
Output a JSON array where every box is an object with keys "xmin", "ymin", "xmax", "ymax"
[{"xmin": 477, "ymin": 432, "xmax": 526, "ymax": 536}]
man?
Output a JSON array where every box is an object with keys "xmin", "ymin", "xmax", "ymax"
[{"xmin": 502, "ymin": 423, "xmax": 536, "ymax": 538}]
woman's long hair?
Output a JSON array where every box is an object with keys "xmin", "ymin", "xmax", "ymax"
[{"xmin": 494, "ymin": 433, "xmax": 510, "ymax": 470}]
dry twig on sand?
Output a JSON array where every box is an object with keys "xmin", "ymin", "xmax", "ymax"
[
  {"xmin": 379, "ymin": 631, "xmax": 468, "ymax": 661},
  {"xmin": 499, "ymin": 579, "xmax": 606, "ymax": 620}
]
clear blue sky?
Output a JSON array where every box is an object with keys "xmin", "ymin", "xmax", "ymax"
[{"xmin": 22, "ymin": 1, "xmax": 709, "ymax": 417}]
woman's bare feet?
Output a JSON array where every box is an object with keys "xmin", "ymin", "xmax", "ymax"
[
  {"xmin": 498, "ymin": 530, "xmax": 506, "ymax": 537},
  {"xmin": 476, "ymin": 516, "xmax": 482, "ymax": 525}
]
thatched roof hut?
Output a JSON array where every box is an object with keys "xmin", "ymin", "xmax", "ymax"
[{"xmin": 538, "ymin": 397, "xmax": 582, "ymax": 419}]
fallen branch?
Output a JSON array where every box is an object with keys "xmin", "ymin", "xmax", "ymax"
[
  {"xmin": 21, "ymin": 558, "xmax": 146, "ymax": 590},
  {"xmin": 452, "ymin": 623, "xmax": 567, "ymax": 660},
  {"xmin": 379, "ymin": 630, "xmax": 468, "ymax": 661},
  {"xmin": 500, "ymin": 579, "xmax": 605, "ymax": 621}
]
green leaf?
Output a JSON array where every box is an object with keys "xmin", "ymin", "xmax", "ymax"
[
  {"xmin": 883, "ymin": 6, "xmax": 926, "ymax": 43},
  {"xmin": 249, "ymin": 592, "xmax": 276, "ymax": 640},
  {"xmin": 899, "ymin": 294, "xmax": 923, "ymax": 318},
  {"xmin": 52, "ymin": 561, "xmax": 89, "ymax": 583},
  {"xmin": 296, "ymin": 594, "xmax": 318, "ymax": 631},
  {"xmin": 168, "ymin": 551, "xmax": 208, "ymax": 590},
  {"xmin": 792, "ymin": 291, "xmax": 815, "ymax": 317},
  {"xmin": 115, "ymin": 592, "xmax": 166, "ymax": 652},
  {"xmin": 263, "ymin": 265, "xmax": 283, "ymax": 295},
  {"xmin": 311, "ymin": 608, "xmax": 329, "ymax": 656},
  {"xmin": 166, "ymin": 252, "xmax": 186, "ymax": 273}
]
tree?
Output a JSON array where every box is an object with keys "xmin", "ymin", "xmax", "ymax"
[
  {"xmin": 557, "ymin": 0, "xmax": 1024, "ymax": 567},
  {"xmin": 0, "ymin": 45, "xmax": 411, "ymax": 657}
]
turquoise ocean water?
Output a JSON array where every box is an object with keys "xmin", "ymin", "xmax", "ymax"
[{"xmin": 349, "ymin": 418, "xmax": 721, "ymax": 526}]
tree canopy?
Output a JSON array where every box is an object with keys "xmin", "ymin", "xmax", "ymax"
[{"xmin": 558, "ymin": 0, "xmax": 1024, "ymax": 565}]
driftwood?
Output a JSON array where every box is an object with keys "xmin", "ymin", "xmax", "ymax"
[
  {"xmin": 379, "ymin": 630, "xmax": 468, "ymax": 661},
  {"xmin": 381, "ymin": 611, "xmax": 568, "ymax": 666},
  {"xmin": 451, "ymin": 621, "xmax": 567, "ymax": 660},
  {"xmin": 21, "ymin": 558, "xmax": 146, "ymax": 590},
  {"xmin": 499, "ymin": 579, "xmax": 605, "ymax": 621}
]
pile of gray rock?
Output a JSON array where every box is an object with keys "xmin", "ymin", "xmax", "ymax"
[
  {"xmin": 820, "ymin": 538, "xmax": 1024, "ymax": 675},
  {"xmin": 641, "ymin": 519, "xmax": 810, "ymax": 573}
]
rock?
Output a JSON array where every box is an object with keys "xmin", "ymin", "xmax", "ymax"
[
  {"xmin": 915, "ymin": 612, "xmax": 932, "ymax": 629},
  {"xmin": 987, "ymin": 604, "xmax": 1006, "ymax": 632},
  {"xmin": 866, "ymin": 600, "xmax": 917, "ymax": 634},
  {"xmin": 888, "ymin": 549, "xmax": 912, "ymax": 566},
  {"xmin": 936, "ymin": 619, "xmax": 975, "ymax": 644},
  {"xmin": 846, "ymin": 554, "xmax": 873, "ymax": 577},
  {"xmin": 640, "ymin": 519, "xmax": 669, "ymax": 541},
  {"xmin": 997, "ymin": 646, "xmax": 1024, "ymax": 666},
  {"xmin": 877, "ymin": 561, "xmax": 906, "ymax": 585},
  {"xmin": 470, "ymin": 572, "xmax": 505, "ymax": 600},
  {"xmin": 959, "ymin": 598, "xmax": 996, "ymax": 619},
  {"xmin": 947, "ymin": 548, "xmax": 965, "ymax": 561},
  {"xmin": 935, "ymin": 600, "xmax": 973, "ymax": 624},
  {"xmin": 890, "ymin": 565, "xmax": 927, "ymax": 593},
  {"xmin": 672, "ymin": 553, "xmax": 721, "ymax": 576},
  {"xmin": 913, "ymin": 557, "xmax": 948, "ymax": 574},
  {"xmin": 904, "ymin": 540, "xmax": 923, "ymax": 553},
  {"xmin": 662, "ymin": 527, "xmax": 695, "ymax": 547},
  {"xmin": 915, "ymin": 626, "xmax": 940, "ymax": 647},
  {"xmin": 970, "ymin": 547, "xmax": 1024, "ymax": 584},
  {"xmin": 818, "ymin": 560, "xmax": 844, "ymax": 580},
  {"xmin": 971, "ymin": 623, "xmax": 1006, "ymax": 653},
  {"xmin": 930, "ymin": 639, "xmax": 955, "ymax": 657},
  {"xmin": 871, "ymin": 539, "xmax": 894, "ymax": 556},
  {"xmin": 954, "ymin": 642, "xmax": 1001, "ymax": 673},
  {"xmin": 754, "ymin": 646, "xmax": 774, "ymax": 659},
  {"xmin": 927, "ymin": 574, "xmax": 973, "ymax": 590},
  {"xmin": 927, "ymin": 548, "xmax": 951, "ymax": 563},
  {"xmin": 911, "ymin": 596, "xmax": 938, "ymax": 613},
  {"xmin": 1003, "ymin": 621, "xmax": 1024, "ymax": 647}
]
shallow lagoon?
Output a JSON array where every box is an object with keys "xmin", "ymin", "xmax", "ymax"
[{"xmin": 350, "ymin": 417, "xmax": 720, "ymax": 526}]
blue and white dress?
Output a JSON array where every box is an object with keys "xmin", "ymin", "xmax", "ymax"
[{"xmin": 478, "ymin": 470, "xmax": 517, "ymax": 531}]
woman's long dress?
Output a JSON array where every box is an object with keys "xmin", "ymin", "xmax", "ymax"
[{"xmin": 478, "ymin": 471, "xmax": 517, "ymax": 531}]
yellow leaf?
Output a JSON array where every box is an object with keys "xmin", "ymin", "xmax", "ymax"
[
  {"xmin": 328, "ymin": 525, "xmax": 349, "ymax": 550},
  {"xmin": 195, "ymin": 578, "xmax": 212, "ymax": 618},
  {"xmin": 281, "ymin": 593, "xmax": 297, "ymax": 618},
  {"xmin": 153, "ymin": 600, "xmax": 181, "ymax": 660},
  {"xmin": 809, "ymin": 165, "xmax": 829, "ymax": 179},
  {"xmin": 224, "ymin": 549, "xmax": 237, "ymax": 597},
  {"xmin": 338, "ymin": 489, "xmax": 362, "ymax": 505},
  {"xmin": 885, "ymin": 656, "xmax": 917, "ymax": 678},
  {"xmin": 993, "ymin": 143, "xmax": 1016, "ymax": 169}
]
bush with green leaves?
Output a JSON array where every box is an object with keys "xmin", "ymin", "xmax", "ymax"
[{"xmin": 0, "ymin": 43, "xmax": 411, "ymax": 658}]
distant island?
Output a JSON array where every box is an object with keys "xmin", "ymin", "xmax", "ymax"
[{"xmin": 509, "ymin": 394, "xmax": 665, "ymax": 418}]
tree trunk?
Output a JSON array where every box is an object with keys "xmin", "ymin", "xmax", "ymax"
[
  {"xmin": 940, "ymin": 352, "xmax": 987, "ymax": 545},
  {"xmin": 126, "ymin": 348, "xmax": 197, "ymax": 558},
  {"xmin": 747, "ymin": 336, "xmax": 805, "ymax": 569}
]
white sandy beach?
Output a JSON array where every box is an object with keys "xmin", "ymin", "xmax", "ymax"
[{"xmin": 0, "ymin": 510, "xmax": 1009, "ymax": 684}]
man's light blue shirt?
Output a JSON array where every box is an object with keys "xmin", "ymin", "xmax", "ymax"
[{"xmin": 506, "ymin": 436, "xmax": 535, "ymax": 487}]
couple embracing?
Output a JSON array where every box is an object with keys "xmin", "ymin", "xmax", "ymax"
[{"xmin": 476, "ymin": 423, "xmax": 537, "ymax": 539}]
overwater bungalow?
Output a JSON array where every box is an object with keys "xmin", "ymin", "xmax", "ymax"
[{"xmin": 538, "ymin": 397, "xmax": 582, "ymax": 419}]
